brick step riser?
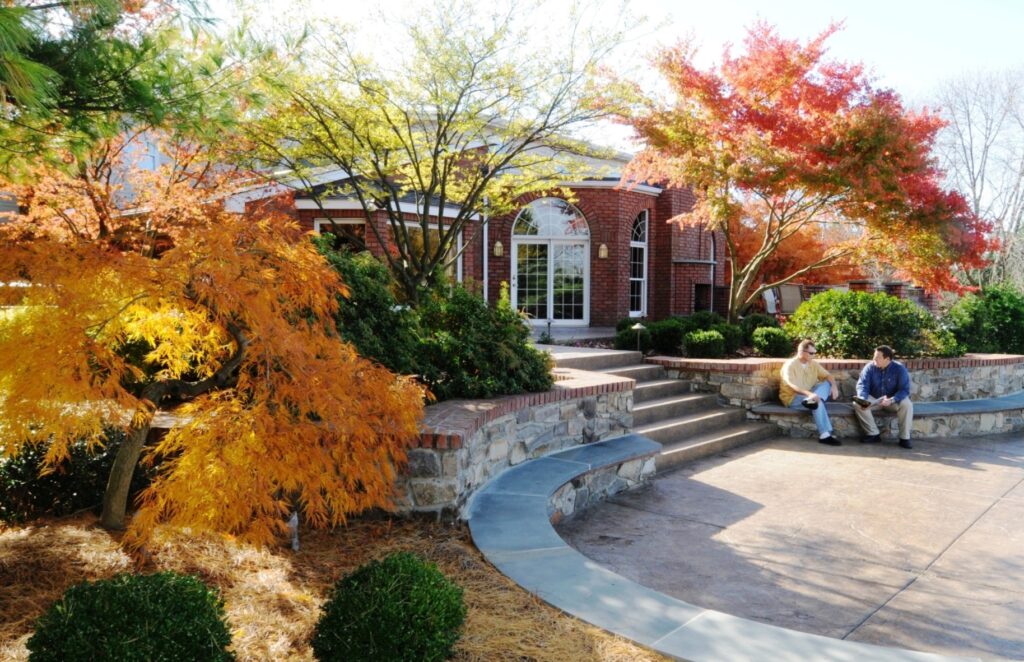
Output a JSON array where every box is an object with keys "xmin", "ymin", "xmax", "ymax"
[
  {"xmin": 602, "ymin": 365, "xmax": 666, "ymax": 381},
  {"xmin": 636, "ymin": 410, "xmax": 747, "ymax": 444},
  {"xmin": 655, "ymin": 425, "xmax": 779, "ymax": 473},
  {"xmin": 632, "ymin": 397, "xmax": 722, "ymax": 427},
  {"xmin": 552, "ymin": 351, "xmax": 643, "ymax": 371},
  {"xmin": 633, "ymin": 381, "xmax": 694, "ymax": 403}
]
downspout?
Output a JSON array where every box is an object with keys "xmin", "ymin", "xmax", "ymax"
[
  {"xmin": 709, "ymin": 231, "xmax": 716, "ymax": 314},
  {"xmin": 482, "ymin": 195, "xmax": 489, "ymax": 303}
]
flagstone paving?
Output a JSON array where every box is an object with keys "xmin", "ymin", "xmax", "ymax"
[{"xmin": 557, "ymin": 434, "xmax": 1024, "ymax": 661}]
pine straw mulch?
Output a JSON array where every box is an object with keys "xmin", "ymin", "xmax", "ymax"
[{"xmin": 0, "ymin": 514, "xmax": 669, "ymax": 661}]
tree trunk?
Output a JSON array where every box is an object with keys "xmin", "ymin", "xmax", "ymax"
[{"xmin": 100, "ymin": 421, "xmax": 151, "ymax": 530}]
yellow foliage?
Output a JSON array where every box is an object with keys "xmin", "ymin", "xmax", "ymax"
[{"xmin": 0, "ymin": 136, "xmax": 424, "ymax": 547}]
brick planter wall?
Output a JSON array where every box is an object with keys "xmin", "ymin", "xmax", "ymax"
[{"xmin": 397, "ymin": 368, "xmax": 634, "ymax": 516}]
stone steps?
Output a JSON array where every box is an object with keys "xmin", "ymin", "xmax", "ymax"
[
  {"xmin": 634, "ymin": 378, "xmax": 693, "ymax": 403},
  {"xmin": 600, "ymin": 364, "xmax": 665, "ymax": 382},
  {"xmin": 632, "ymin": 393, "xmax": 724, "ymax": 427},
  {"xmin": 549, "ymin": 347, "xmax": 778, "ymax": 471},
  {"xmin": 655, "ymin": 422, "xmax": 780, "ymax": 472}
]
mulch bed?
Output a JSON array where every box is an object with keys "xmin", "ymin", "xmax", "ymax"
[{"xmin": 0, "ymin": 514, "xmax": 668, "ymax": 661}]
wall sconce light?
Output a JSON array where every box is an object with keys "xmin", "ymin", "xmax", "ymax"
[
  {"xmin": 598, "ymin": 243, "xmax": 608, "ymax": 259},
  {"xmin": 493, "ymin": 240, "xmax": 504, "ymax": 257}
]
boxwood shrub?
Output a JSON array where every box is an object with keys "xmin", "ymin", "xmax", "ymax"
[
  {"xmin": 740, "ymin": 313, "xmax": 780, "ymax": 344},
  {"xmin": 784, "ymin": 290, "xmax": 958, "ymax": 358},
  {"xmin": 311, "ymin": 552, "xmax": 466, "ymax": 662},
  {"xmin": 712, "ymin": 323, "xmax": 743, "ymax": 354},
  {"xmin": 613, "ymin": 325, "xmax": 652, "ymax": 352},
  {"xmin": 945, "ymin": 284, "xmax": 1024, "ymax": 354},
  {"xmin": 683, "ymin": 329, "xmax": 725, "ymax": 358},
  {"xmin": 27, "ymin": 572, "xmax": 234, "ymax": 662},
  {"xmin": 753, "ymin": 326, "xmax": 794, "ymax": 357}
]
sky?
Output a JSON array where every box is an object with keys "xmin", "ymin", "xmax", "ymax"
[
  {"xmin": 625, "ymin": 0, "xmax": 1024, "ymax": 105},
  {"xmin": 219, "ymin": 0, "xmax": 1024, "ymax": 107}
]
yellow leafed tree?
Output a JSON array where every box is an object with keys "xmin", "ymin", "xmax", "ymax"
[{"xmin": 0, "ymin": 136, "xmax": 424, "ymax": 548}]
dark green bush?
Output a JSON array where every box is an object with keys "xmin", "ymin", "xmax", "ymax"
[
  {"xmin": 784, "ymin": 290, "xmax": 955, "ymax": 358},
  {"xmin": 740, "ymin": 313, "xmax": 780, "ymax": 344},
  {"xmin": 311, "ymin": 552, "xmax": 466, "ymax": 662},
  {"xmin": 613, "ymin": 325, "xmax": 652, "ymax": 352},
  {"xmin": 945, "ymin": 284, "xmax": 1024, "ymax": 354},
  {"xmin": 615, "ymin": 316, "xmax": 637, "ymax": 333},
  {"xmin": 684, "ymin": 329, "xmax": 725, "ymax": 358},
  {"xmin": 0, "ymin": 430, "xmax": 151, "ymax": 524},
  {"xmin": 418, "ymin": 284, "xmax": 552, "ymax": 400},
  {"xmin": 685, "ymin": 310, "xmax": 725, "ymax": 330},
  {"xmin": 27, "ymin": 572, "xmax": 234, "ymax": 662},
  {"xmin": 712, "ymin": 323, "xmax": 743, "ymax": 354},
  {"xmin": 753, "ymin": 327, "xmax": 794, "ymax": 357},
  {"xmin": 317, "ymin": 242, "xmax": 552, "ymax": 401},
  {"xmin": 648, "ymin": 318, "xmax": 690, "ymax": 355},
  {"xmin": 316, "ymin": 242, "xmax": 422, "ymax": 376}
]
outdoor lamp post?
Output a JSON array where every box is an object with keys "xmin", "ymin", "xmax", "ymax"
[{"xmin": 631, "ymin": 322, "xmax": 646, "ymax": 351}]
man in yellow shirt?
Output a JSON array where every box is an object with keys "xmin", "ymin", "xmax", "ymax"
[{"xmin": 780, "ymin": 338, "xmax": 841, "ymax": 446}]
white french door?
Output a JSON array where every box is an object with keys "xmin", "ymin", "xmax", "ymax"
[{"xmin": 511, "ymin": 240, "xmax": 589, "ymax": 325}]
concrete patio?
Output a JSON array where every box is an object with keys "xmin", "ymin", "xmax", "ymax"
[{"xmin": 557, "ymin": 433, "xmax": 1024, "ymax": 660}]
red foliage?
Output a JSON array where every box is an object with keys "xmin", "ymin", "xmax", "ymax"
[{"xmin": 623, "ymin": 22, "xmax": 993, "ymax": 311}]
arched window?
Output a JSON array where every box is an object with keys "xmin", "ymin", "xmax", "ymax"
[
  {"xmin": 629, "ymin": 211, "xmax": 648, "ymax": 316},
  {"xmin": 511, "ymin": 198, "xmax": 590, "ymax": 324}
]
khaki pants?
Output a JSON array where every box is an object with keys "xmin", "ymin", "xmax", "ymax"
[{"xmin": 853, "ymin": 397, "xmax": 914, "ymax": 439}]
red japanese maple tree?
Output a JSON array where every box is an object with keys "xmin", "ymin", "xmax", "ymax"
[{"xmin": 624, "ymin": 22, "xmax": 993, "ymax": 321}]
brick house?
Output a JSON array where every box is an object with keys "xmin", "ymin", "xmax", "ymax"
[{"xmin": 262, "ymin": 171, "xmax": 728, "ymax": 329}]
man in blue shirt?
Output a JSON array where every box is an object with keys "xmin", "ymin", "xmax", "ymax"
[{"xmin": 853, "ymin": 345, "xmax": 914, "ymax": 448}]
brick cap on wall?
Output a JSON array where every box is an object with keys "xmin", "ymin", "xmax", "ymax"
[
  {"xmin": 647, "ymin": 353, "xmax": 1024, "ymax": 374},
  {"xmin": 415, "ymin": 368, "xmax": 633, "ymax": 450}
]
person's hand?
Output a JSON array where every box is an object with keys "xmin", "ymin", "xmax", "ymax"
[
  {"xmin": 805, "ymin": 393, "xmax": 819, "ymax": 403},
  {"xmin": 830, "ymin": 385, "xmax": 839, "ymax": 400},
  {"xmin": 881, "ymin": 396, "xmax": 893, "ymax": 406}
]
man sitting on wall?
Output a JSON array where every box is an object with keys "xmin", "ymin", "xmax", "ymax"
[
  {"xmin": 852, "ymin": 345, "xmax": 915, "ymax": 449},
  {"xmin": 780, "ymin": 338, "xmax": 841, "ymax": 446}
]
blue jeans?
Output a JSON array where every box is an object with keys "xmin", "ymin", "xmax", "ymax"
[{"xmin": 788, "ymin": 381, "xmax": 833, "ymax": 436}]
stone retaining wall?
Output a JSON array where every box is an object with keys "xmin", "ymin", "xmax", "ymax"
[
  {"xmin": 396, "ymin": 368, "xmax": 634, "ymax": 516},
  {"xmin": 647, "ymin": 354, "xmax": 1024, "ymax": 408},
  {"xmin": 768, "ymin": 405, "xmax": 1024, "ymax": 439},
  {"xmin": 549, "ymin": 455, "xmax": 657, "ymax": 523}
]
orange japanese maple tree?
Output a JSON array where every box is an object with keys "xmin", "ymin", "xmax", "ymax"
[
  {"xmin": 0, "ymin": 136, "xmax": 424, "ymax": 547},
  {"xmin": 624, "ymin": 23, "xmax": 992, "ymax": 321}
]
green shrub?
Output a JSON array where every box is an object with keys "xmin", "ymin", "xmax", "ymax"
[
  {"xmin": 685, "ymin": 310, "xmax": 725, "ymax": 330},
  {"xmin": 615, "ymin": 316, "xmax": 636, "ymax": 333},
  {"xmin": 27, "ymin": 572, "xmax": 234, "ymax": 662},
  {"xmin": 613, "ymin": 325, "xmax": 652, "ymax": 352},
  {"xmin": 784, "ymin": 290, "xmax": 952, "ymax": 358},
  {"xmin": 753, "ymin": 327, "xmax": 794, "ymax": 357},
  {"xmin": 0, "ymin": 430, "xmax": 151, "ymax": 524},
  {"xmin": 418, "ymin": 284, "xmax": 552, "ymax": 400},
  {"xmin": 316, "ymin": 242, "xmax": 422, "ymax": 376},
  {"xmin": 945, "ymin": 284, "xmax": 1024, "ymax": 354},
  {"xmin": 648, "ymin": 318, "xmax": 690, "ymax": 355},
  {"xmin": 684, "ymin": 329, "xmax": 725, "ymax": 358},
  {"xmin": 740, "ymin": 313, "xmax": 780, "ymax": 344},
  {"xmin": 311, "ymin": 552, "xmax": 466, "ymax": 662},
  {"xmin": 712, "ymin": 323, "xmax": 743, "ymax": 354}
]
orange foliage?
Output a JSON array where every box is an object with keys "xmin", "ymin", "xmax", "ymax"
[{"xmin": 0, "ymin": 136, "xmax": 424, "ymax": 548}]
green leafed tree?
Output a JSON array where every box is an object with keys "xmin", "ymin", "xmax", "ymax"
[
  {"xmin": 0, "ymin": 0, "xmax": 271, "ymax": 178},
  {"xmin": 243, "ymin": 0, "xmax": 638, "ymax": 304}
]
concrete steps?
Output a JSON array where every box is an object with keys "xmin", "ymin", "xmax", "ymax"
[{"xmin": 550, "ymin": 347, "xmax": 779, "ymax": 472}]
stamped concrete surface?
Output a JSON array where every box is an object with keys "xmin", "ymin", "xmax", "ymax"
[{"xmin": 557, "ymin": 434, "xmax": 1024, "ymax": 661}]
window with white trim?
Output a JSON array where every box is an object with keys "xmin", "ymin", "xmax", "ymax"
[{"xmin": 629, "ymin": 211, "xmax": 648, "ymax": 317}]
